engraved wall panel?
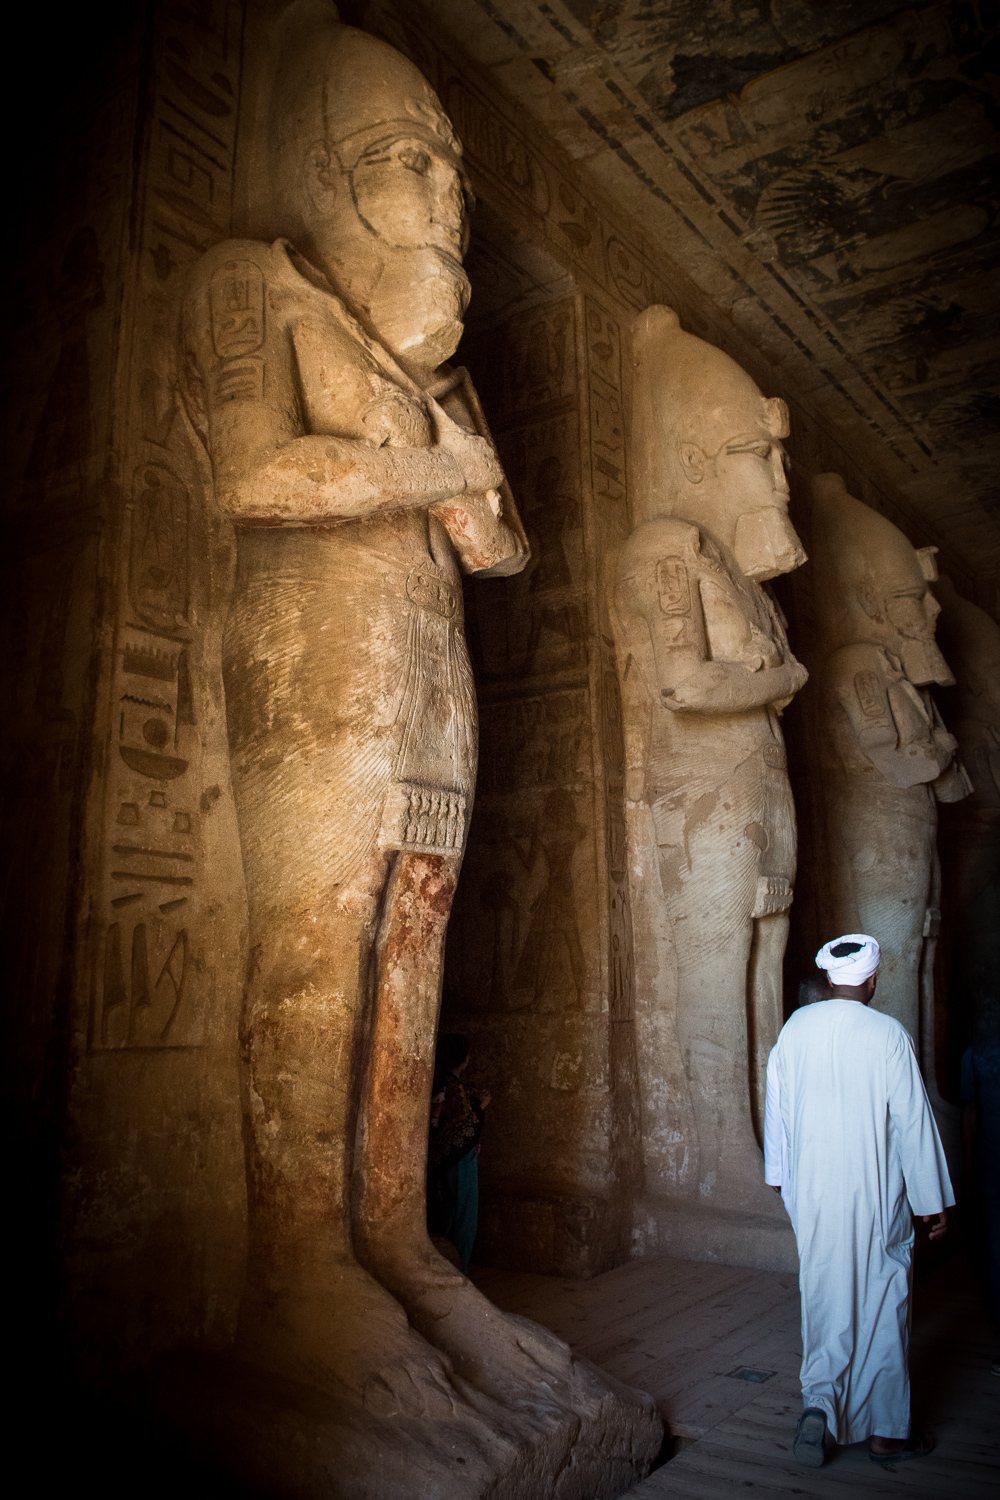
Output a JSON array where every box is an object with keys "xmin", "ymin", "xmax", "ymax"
[
  {"xmin": 443, "ymin": 269, "xmax": 642, "ymax": 1274},
  {"xmin": 89, "ymin": 0, "xmax": 246, "ymax": 1056},
  {"xmin": 57, "ymin": 0, "xmax": 249, "ymax": 1382}
]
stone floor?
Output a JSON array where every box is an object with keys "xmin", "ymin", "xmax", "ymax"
[{"xmin": 472, "ymin": 1246, "xmax": 999, "ymax": 1498}]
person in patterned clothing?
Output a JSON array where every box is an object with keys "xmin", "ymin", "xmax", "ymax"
[{"xmin": 428, "ymin": 1034, "xmax": 491, "ymax": 1273}]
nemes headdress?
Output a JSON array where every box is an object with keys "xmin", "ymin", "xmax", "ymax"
[
  {"xmin": 630, "ymin": 305, "xmax": 789, "ymax": 510},
  {"xmin": 810, "ymin": 473, "xmax": 951, "ymax": 687},
  {"xmin": 266, "ymin": 1, "xmax": 463, "ymax": 233},
  {"xmin": 815, "ymin": 934, "xmax": 881, "ymax": 985}
]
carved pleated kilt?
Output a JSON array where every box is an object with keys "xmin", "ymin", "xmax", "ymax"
[
  {"xmin": 649, "ymin": 732, "xmax": 796, "ymax": 967},
  {"xmin": 223, "ymin": 530, "xmax": 477, "ymax": 921},
  {"xmin": 822, "ymin": 775, "xmax": 936, "ymax": 953}
]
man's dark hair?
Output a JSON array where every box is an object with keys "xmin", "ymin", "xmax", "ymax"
[
  {"xmin": 799, "ymin": 976, "xmax": 831, "ymax": 1006},
  {"xmin": 830, "ymin": 940, "xmax": 863, "ymax": 958},
  {"xmin": 434, "ymin": 1032, "xmax": 470, "ymax": 1091}
]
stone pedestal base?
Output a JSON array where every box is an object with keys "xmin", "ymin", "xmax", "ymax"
[
  {"xmin": 155, "ymin": 1345, "xmax": 662, "ymax": 1499},
  {"xmin": 634, "ymin": 1199, "xmax": 800, "ymax": 1274}
]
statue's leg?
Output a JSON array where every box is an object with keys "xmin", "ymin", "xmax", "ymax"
[
  {"xmin": 919, "ymin": 849, "xmax": 942, "ymax": 1086},
  {"xmin": 356, "ymin": 851, "xmax": 574, "ymax": 1399},
  {"xmin": 655, "ymin": 773, "xmax": 761, "ymax": 1207},
  {"xmin": 748, "ymin": 762, "xmax": 796, "ymax": 1145},
  {"xmin": 235, "ymin": 849, "xmax": 461, "ymax": 1414},
  {"xmin": 837, "ymin": 785, "xmax": 933, "ymax": 1036},
  {"xmin": 670, "ymin": 907, "xmax": 756, "ymax": 1203},
  {"xmin": 748, "ymin": 910, "xmax": 789, "ymax": 1146}
]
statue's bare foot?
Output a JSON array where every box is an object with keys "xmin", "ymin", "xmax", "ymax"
[
  {"xmin": 236, "ymin": 1257, "xmax": 462, "ymax": 1420},
  {"xmin": 362, "ymin": 1235, "xmax": 575, "ymax": 1407}
]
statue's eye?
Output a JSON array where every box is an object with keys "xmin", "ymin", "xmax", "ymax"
[
  {"xmin": 728, "ymin": 442, "xmax": 772, "ymax": 459},
  {"xmin": 399, "ymin": 146, "xmax": 431, "ymax": 175}
]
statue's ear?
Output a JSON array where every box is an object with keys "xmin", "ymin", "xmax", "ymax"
[
  {"xmin": 916, "ymin": 545, "xmax": 939, "ymax": 582},
  {"xmin": 303, "ymin": 139, "xmax": 340, "ymax": 214},
  {"xmin": 679, "ymin": 443, "xmax": 705, "ymax": 483},
  {"xmin": 857, "ymin": 584, "xmax": 881, "ymax": 619}
]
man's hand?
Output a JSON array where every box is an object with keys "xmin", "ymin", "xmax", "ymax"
[{"xmin": 921, "ymin": 1209, "xmax": 948, "ymax": 1241}]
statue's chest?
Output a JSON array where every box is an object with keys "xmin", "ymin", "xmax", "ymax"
[
  {"xmin": 698, "ymin": 569, "xmax": 785, "ymax": 669},
  {"xmin": 288, "ymin": 307, "xmax": 434, "ymax": 449}
]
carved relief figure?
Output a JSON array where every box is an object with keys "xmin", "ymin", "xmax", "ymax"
[
  {"xmin": 808, "ymin": 474, "xmax": 971, "ymax": 1054},
  {"xmin": 612, "ymin": 305, "xmax": 807, "ymax": 1214},
  {"xmin": 513, "ymin": 787, "xmax": 587, "ymax": 1010},
  {"xmin": 178, "ymin": 4, "xmax": 658, "ymax": 1486}
]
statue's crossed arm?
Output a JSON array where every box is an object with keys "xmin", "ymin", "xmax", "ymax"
[
  {"xmin": 615, "ymin": 518, "xmax": 806, "ymax": 716},
  {"xmin": 182, "ymin": 239, "xmax": 504, "ymax": 528}
]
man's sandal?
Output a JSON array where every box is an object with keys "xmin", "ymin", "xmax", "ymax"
[
  {"xmin": 793, "ymin": 1408, "xmax": 827, "ymax": 1467},
  {"xmin": 869, "ymin": 1435, "xmax": 935, "ymax": 1465}
]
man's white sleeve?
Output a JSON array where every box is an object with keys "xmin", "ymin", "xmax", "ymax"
[
  {"xmin": 887, "ymin": 1027, "xmax": 955, "ymax": 1215},
  {"xmin": 764, "ymin": 1046, "xmax": 787, "ymax": 1188}
]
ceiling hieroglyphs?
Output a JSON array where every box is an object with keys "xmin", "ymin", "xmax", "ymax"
[{"xmin": 376, "ymin": 0, "xmax": 999, "ymax": 609}]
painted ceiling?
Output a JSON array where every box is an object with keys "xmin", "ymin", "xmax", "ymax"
[{"xmin": 410, "ymin": 0, "xmax": 1000, "ymax": 602}]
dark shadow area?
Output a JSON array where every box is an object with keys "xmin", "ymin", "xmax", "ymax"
[
  {"xmin": 12, "ymin": 1381, "xmax": 246, "ymax": 1499},
  {"xmin": 909, "ymin": 1246, "xmax": 997, "ymax": 1443}
]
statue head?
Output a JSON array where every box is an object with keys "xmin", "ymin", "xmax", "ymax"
[
  {"xmin": 268, "ymin": 1, "xmax": 470, "ymax": 374},
  {"xmin": 812, "ymin": 473, "xmax": 954, "ymax": 686},
  {"xmin": 630, "ymin": 305, "xmax": 806, "ymax": 580},
  {"xmin": 935, "ymin": 576, "xmax": 1000, "ymax": 695}
]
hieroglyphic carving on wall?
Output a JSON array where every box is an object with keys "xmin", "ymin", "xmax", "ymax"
[
  {"xmin": 450, "ymin": 290, "xmax": 599, "ymax": 1020},
  {"xmin": 467, "ymin": 299, "xmax": 587, "ymax": 687},
  {"xmin": 505, "ymin": 299, "xmax": 577, "ymax": 417},
  {"xmin": 601, "ymin": 639, "xmax": 634, "ymax": 1024},
  {"xmin": 577, "ymin": 293, "xmax": 635, "ymax": 1024},
  {"xmin": 454, "ymin": 689, "xmax": 594, "ymax": 1015},
  {"xmin": 584, "ymin": 299, "xmax": 627, "ymax": 512},
  {"xmin": 91, "ymin": 0, "xmax": 245, "ymax": 1050},
  {"xmin": 459, "ymin": 283, "xmax": 636, "ymax": 1030},
  {"xmin": 486, "ymin": 433, "xmax": 586, "ymax": 683}
]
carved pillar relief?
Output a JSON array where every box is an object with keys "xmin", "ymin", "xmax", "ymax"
[
  {"xmin": 63, "ymin": 0, "xmax": 249, "ymax": 1377},
  {"xmin": 91, "ymin": 0, "xmax": 246, "ymax": 1056},
  {"xmin": 447, "ymin": 282, "xmax": 641, "ymax": 1276}
]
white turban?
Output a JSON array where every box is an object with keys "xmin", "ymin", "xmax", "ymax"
[{"xmin": 815, "ymin": 933, "xmax": 880, "ymax": 985}]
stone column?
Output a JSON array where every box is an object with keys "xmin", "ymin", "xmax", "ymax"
[{"xmin": 611, "ymin": 305, "xmax": 808, "ymax": 1270}]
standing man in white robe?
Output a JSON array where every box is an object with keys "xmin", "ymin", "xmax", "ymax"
[{"xmin": 764, "ymin": 934, "xmax": 954, "ymax": 1467}]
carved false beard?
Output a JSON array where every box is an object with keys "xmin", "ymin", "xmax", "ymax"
[
  {"xmin": 898, "ymin": 637, "xmax": 955, "ymax": 687},
  {"xmin": 733, "ymin": 505, "xmax": 807, "ymax": 582},
  {"xmin": 366, "ymin": 247, "xmax": 470, "ymax": 373}
]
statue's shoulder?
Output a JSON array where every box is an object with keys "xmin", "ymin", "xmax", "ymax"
[
  {"xmin": 825, "ymin": 641, "xmax": 896, "ymax": 677},
  {"xmin": 182, "ymin": 239, "xmax": 278, "ymax": 363},
  {"xmin": 185, "ymin": 238, "xmax": 275, "ymax": 298},
  {"xmin": 618, "ymin": 518, "xmax": 702, "ymax": 575},
  {"xmin": 187, "ymin": 235, "xmax": 271, "ymax": 277}
]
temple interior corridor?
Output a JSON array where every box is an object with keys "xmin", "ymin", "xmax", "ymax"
[{"xmin": 6, "ymin": 1, "xmax": 999, "ymax": 1493}]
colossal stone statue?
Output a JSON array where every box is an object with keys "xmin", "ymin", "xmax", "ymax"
[
  {"xmin": 170, "ymin": 4, "xmax": 660, "ymax": 1494},
  {"xmin": 612, "ymin": 306, "xmax": 807, "ymax": 1255},
  {"xmin": 808, "ymin": 474, "xmax": 971, "ymax": 1062}
]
